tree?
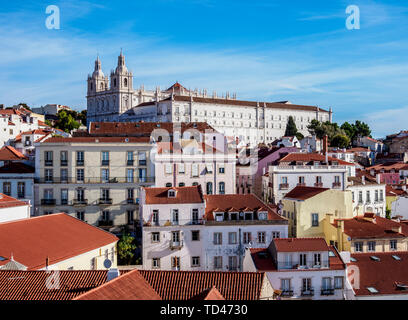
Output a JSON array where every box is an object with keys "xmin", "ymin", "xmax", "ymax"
[
  {"xmin": 330, "ymin": 134, "xmax": 350, "ymax": 148},
  {"xmin": 353, "ymin": 120, "xmax": 371, "ymax": 139},
  {"xmin": 117, "ymin": 233, "xmax": 137, "ymax": 265},
  {"xmin": 54, "ymin": 110, "xmax": 81, "ymax": 133},
  {"xmin": 285, "ymin": 116, "xmax": 298, "ymax": 136},
  {"xmin": 295, "ymin": 132, "xmax": 304, "ymax": 141}
]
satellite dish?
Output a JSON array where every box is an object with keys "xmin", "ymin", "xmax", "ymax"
[{"xmin": 103, "ymin": 259, "xmax": 112, "ymax": 269}]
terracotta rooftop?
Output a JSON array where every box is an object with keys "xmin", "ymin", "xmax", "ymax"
[
  {"xmin": 74, "ymin": 269, "xmax": 161, "ymax": 300},
  {"xmin": 42, "ymin": 136, "xmax": 150, "ymax": 144},
  {"xmin": 348, "ymin": 252, "xmax": 408, "ymax": 296},
  {"xmin": 284, "ymin": 186, "xmax": 329, "ymax": 200},
  {"xmin": 367, "ymin": 162, "xmax": 408, "ymax": 172},
  {"xmin": 204, "ymin": 194, "xmax": 285, "ymax": 221},
  {"xmin": 273, "ymin": 237, "xmax": 330, "ymax": 252},
  {"xmin": 0, "ymin": 193, "xmax": 29, "ymax": 209},
  {"xmin": 0, "ymin": 213, "xmax": 119, "ymax": 270},
  {"xmin": 143, "ymin": 185, "xmax": 205, "ymax": 205},
  {"xmin": 0, "ymin": 270, "xmax": 109, "ymax": 300},
  {"xmin": 333, "ymin": 214, "xmax": 408, "ymax": 239},
  {"xmin": 0, "ymin": 146, "xmax": 27, "ymax": 161},
  {"xmin": 190, "ymin": 286, "xmax": 225, "ymax": 300},
  {"xmin": 279, "ymin": 152, "xmax": 355, "ymax": 166},
  {"xmin": 138, "ymin": 270, "xmax": 266, "ymax": 300},
  {"xmin": 0, "ymin": 162, "xmax": 35, "ymax": 174}
]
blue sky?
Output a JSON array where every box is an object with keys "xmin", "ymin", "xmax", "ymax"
[{"xmin": 1, "ymin": 0, "xmax": 408, "ymax": 138}]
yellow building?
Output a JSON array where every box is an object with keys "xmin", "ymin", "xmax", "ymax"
[
  {"xmin": 282, "ymin": 186, "xmax": 353, "ymax": 238},
  {"xmin": 323, "ymin": 213, "xmax": 408, "ymax": 252}
]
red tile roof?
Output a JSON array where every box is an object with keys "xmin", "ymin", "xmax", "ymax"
[
  {"xmin": 0, "ymin": 193, "xmax": 29, "ymax": 209},
  {"xmin": 42, "ymin": 136, "xmax": 150, "ymax": 143},
  {"xmin": 0, "ymin": 270, "xmax": 109, "ymax": 300},
  {"xmin": 143, "ymin": 185, "xmax": 205, "ymax": 205},
  {"xmin": 156, "ymin": 141, "xmax": 223, "ymax": 154},
  {"xmin": 284, "ymin": 186, "xmax": 329, "ymax": 200},
  {"xmin": 0, "ymin": 213, "xmax": 118, "ymax": 270},
  {"xmin": 0, "ymin": 162, "xmax": 35, "ymax": 174},
  {"xmin": 74, "ymin": 269, "xmax": 161, "ymax": 300},
  {"xmin": 333, "ymin": 214, "xmax": 408, "ymax": 239},
  {"xmin": 138, "ymin": 270, "xmax": 265, "ymax": 300},
  {"xmin": 367, "ymin": 162, "xmax": 408, "ymax": 172},
  {"xmin": 273, "ymin": 237, "xmax": 330, "ymax": 252},
  {"xmin": 204, "ymin": 194, "xmax": 285, "ymax": 221},
  {"xmin": 348, "ymin": 252, "xmax": 408, "ymax": 296},
  {"xmin": 279, "ymin": 152, "xmax": 355, "ymax": 166},
  {"xmin": 190, "ymin": 286, "xmax": 225, "ymax": 300},
  {"xmin": 0, "ymin": 146, "xmax": 27, "ymax": 161}
]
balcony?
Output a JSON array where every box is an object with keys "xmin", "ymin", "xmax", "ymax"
[
  {"xmin": 314, "ymin": 182, "xmax": 323, "ymax": 187},
  {"xmin": 45, "ymin": 160, "xmax": 53, "ymax": 166},
  {"xmin": 297, "ymin": 183, "xmax": 306, "ymax": 187},
  {"xmin": 320, "ymin": 288, "xmax": 335, "ymax": 296},
  {"xmin": 73, "ymin": 199, "xmax": 88, "ymax": 206},
  {"xmin": 76, "ymin": 160, "xmax": 84, "ymax": 166},
  {"xmin": 34, "ymin": 177, "xmax": 155, "ymax": 184},
  {"xmin": 60, "ymin": 160, "xmax": 68, "ymax": 166},
  {"xmin": 280, "ymin": 289, "xmax": 294, "ymax": 297},
  {"xmin": 127, "ymin": 160, "xmax": 134, "ymax": 166},
  {"xmin": 301, "ymin": 288, "xmax": 314, "ymax": 297},
  {"xmin": 41, "ymin": 199, "xmax": 56, "ymax": 205},
  {"xmin": 279, "ymin": 183, "xmax": 289, "ymax": 190},
  {"xmin": 61, "ymin": 199, "xmax": 68, "ymax": 205},
  {"xmin": 170, "ymin": 240, "xmax": 183, "ymax": 250},
  {"xmin": 99, "ymin": 198, "xmax": 112, "ymax": 205},
  {"xmin": 139, "ymin": 160, "xmax": 147, "ymax": 166},
  {"xmin": 332, "ymin": 182, "xmax": 341, "ymax": 188},
  {"xmin": 98, "ymin": 220, "xmax": 113, "ymax": 227},
  {"xmin": 101, "ymin": 160, "xmax": 110, "ymax": 166}
]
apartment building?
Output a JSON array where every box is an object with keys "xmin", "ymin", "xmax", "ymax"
[
  {"xmin": 243, "ymin": 238, "xmax": 352, "ymax": 300},
  {"xmin": 264, "ymin": 152, "xmax": 355, "ymax": 204},
  {"xmin": 34, "ymin": 136, "xmax": 154, "ymax": 230},
  {"xmin": 140, "ymin": 186, "xmax": 288, "ymax": 272},
  {"xmin": 153, "ymin": 139, "xmax": 236, "ymax": 194}
]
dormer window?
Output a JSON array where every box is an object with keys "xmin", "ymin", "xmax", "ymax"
[
  {"xmin": 168, "ymin": 189, "xmax": 177, "ymax": 198},
  {"xmin": 214, "ymin": 212, "xmax": 224, "ymax": 222},
  {"xmin": 258, "ymin": 212, "xmax": 268, "ymax": 220}
]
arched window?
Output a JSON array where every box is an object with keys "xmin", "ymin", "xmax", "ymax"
[
  {"xmin": 124, "ymin": 78, "xmax": 128, "ymax": 87},
  {"xmin": 178, "ymin": 182, "xmax": 185, "ymax": 187},
  {"xmin": 100, "ymin": 83, "xmax": 104, "ymax": 90},
  {"xmin": 165, "ymin": 183, "xmax": 172, "ymax": 187},
  {"xmin": 219, "ymin": 182, "xmax": 225, "ymax": 195},
  {"xmin": 114, "ymin": 78, "xmax": 117, "ymax": 87},
  {"xmin": 90, "ymin": 83, "xmax": 93, "ymax": 90},
  {"xmin": 206, "ymin": 182, "xmax": 213, "ymax": 195}
]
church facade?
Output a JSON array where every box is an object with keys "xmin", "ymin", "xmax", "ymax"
[{"xmin": 86, "ymin": 52, "xmax": 333, "ymax": 146}]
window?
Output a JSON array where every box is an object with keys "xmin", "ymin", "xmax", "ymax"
[
  {"xmin": 358, "ymin": 191, "xmax": 363, "ymax": 203},
  {"xmin": 334, "ymin": 176, "xmax": 340, "ymax": 183},
  {"xmin": 76, "ymin": 151, "xmax": 84, "ymax": 165},
  {"xmin": 313, "ymin": 253, "xmax": 321, "ymax": 266},
  {"xmin": 2, "ymin": 182, "xmax": 11, "ymax": 196},
  {"xmin": 219, "ymin": 165, "xmax": 225, "ymax": 174},
  {"xmin": 192, "ymin": 208, "xmax": 199, "ymax": 224},
  {"xmin": 322, "ymin": 277, "xmax": 332, "ymax": 290},
  {"xmin": 380, "ymin": 189, "xmax": 384, "ymax": 201},
  {"xmin": 76, "ymin": 169, "xmax": 84, "ymax": 182},
  {"xmin": 152, "ymin": 232, "xmax": 160, "ymax": 242},
  {"xmin": 165, "ymin": 163, "xmax": 172, "ymax": 174},
  {"xmin": 206, "ymin": 164, "xmax": 213, "ymax": 174},
  {"xmin": 366, "ymin": 190, "xmax": 371, "ymax": 203},
  {"xmin": 243, "ymin": 232, "xmax": 252, "ymax": 244},
  {"xmin": 152, "ymin": 258, "xmax": 160, "ymax": 269},
  {"xmin": 375, "ymin": 190, "xmax": 379, "ymax": 202},
  {"xmin": 44, "ymin": 151, "xmax": 53, "ymax": 166},
  {"xmin": 138, "ymin": 152, "xmax": 147, "ymax": 166},
  {"xmin": 311, "ymin": 213, "xmax": 319, "ymax": 227},
  {"xmin": 302, "ymin": 278, "xmax": 312, "ymax": 291},
  {"xmin": 191, "ymin": 163, "xmax": 199, "ymax": 177},
  {"xmin": 298, "ymin": 176, "xmax": 305, "ymax": 184},
  {"xmin": 60, "ymin": 168, "xmax": 68, "ymax": 182},
  {"xmin": 299, "ymin": 254, "xmax": 307, "ymax": 266},
  {"xmin": 219, "ymin": 182, "xmax": 225, "ymax": 194},
  {"xmin": 101, "ymin": 169, "xmax": 109, "ymax": 183},
  {"xmin": 76, "ymin": 211, "xmax": 85, "ymax": 221},
  {"xmin": 355, "ymin": 242, "xmax": 363, "ymax": 252},
  {"xmin": 127, "ymin": 151, "xmax": 134, "ymax": 164},
  {"xmin": 127, "ymin": 169, "xmax": 134, "ymax": 183},
  {"xmin": 206, "ymin": 182, "xmax": 213, "ymax": 195},
  {"xmin": 315, "ymin": 176, "xmax": 322, "ymax": 184},
  {"xmin": 101, "ymin": 189, "xmax": 110, "ymax": 201},
  {"xmin": 172, "ymin": 209, "xmax": 179, "ymax": 225},
  {"xmin": 228, "ymin": 256, "xmax": 238, "ymax": 271},
  {"xmin": 165, "ymin": 183, "xmax": 172, "ymax": 187},
  {"xmin": 152, "ymin": 210, "xmax": 159, "ymax": 225},
  {"xmin": 191, "ymin": 230, "xmax": 200, "ymax": 241},
  {"xmin": 228, "ymin": 232, "xmax": 237, "ymax": 244},
  {"xmin": 258, "ymin": 232, "xmax": 266, "ymax": 243},
  {"xmin": 272, "ymin": 232, "xmax": 280, "ymax": 239},
  {"xmin": 390, "ymin": 240, "xmax": 397, "ymax": 250},
  {"xmin": 61, "ymin": 189, "xmax": 68, "ymax": 205},
  {"xmin": 76, "ymin": 188, "xmax": 85, "ymax": 201},
  {"xmin": 138, "ymin": 168, "xmax": 147, "ymax": 182},
  {"xmin": 281, "ymin": 176, "xmax": 288, "ymax": 184},
  {"xmin": 102, "ymin": 210, "xmax": 110, "ymax": 221},
  {"xmin": 60, "ymin": 151, "xmax": 68, "ymax": 166},
  {"xmin": 191, "ymin": 256, "xmax": 200, "ymax": 267},
  {"xmin": 178, "ymin": 182, "xmax": 185, "ymax": 187},
  {"xmin": 45, "ymin": 169, "xmax": 53, "ymax": 182},
  {"xmin": 281, "ymin": 279, "xmax": 291, "ymax": 291},
  {"xmin": 368, "ymin": 241, "xmax": 376, "ymax": 252},
  {"xmin": 101, "ymin": 151, "xmax": 109, "ymax": 165},
  {"xmin": 214, "ymin": 256, "xmax": 223, "ymax": 269},
  {"xmin": 213, "ymin": 232, "xmax": 222, "ymax": 245},
  {"xmin": 178, "ymin": 163, "xmax": 185, "ymax": 174},
  {"xmin": 171, "ymin": 257, "xmax": 180, "ymax": 269},
  {"xmin": 127, "ymin": 210, "xmax": 134, "ymax": 224},
  {"xmin": 17, "ymin": 182, "xmax": 25, "ymax": 198},
  {"xmin": 127, "ymin": 188, "xmax": 134, "ymax": 202},
  {"xmin": 334, "ymin": 277, "xmax": 344, "ymax": 289}
]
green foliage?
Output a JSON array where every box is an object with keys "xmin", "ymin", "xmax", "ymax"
[
  {"xmin": 117, "ymin": 233, "xmax": 137, "ymax": 265},
  {"xmin": 331, "ymin": 134, "xmax": 351, "ymax": 148},
  {"xmin": 54, "ymin": 110, "xmax": 81, "ymax": 133},
  {"xmin": 340, "ymin": 120, "xmax": 371, "ymax": 143},
  {"xmin": 285, "ymin": 116, "xmax": 298, "ymax": 137},
  {"xmin": 295, "ymin": 132, "xmax": 304, "ymax": 141},
  {"xmin": 45, "ymin": 120, "xmax": 53, "ymax": 126},
  {"xmin": 386, "ymin": 208, "xmax": 391, "ymax": 220}
]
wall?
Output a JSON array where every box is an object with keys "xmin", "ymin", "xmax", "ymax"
[{"xmin": 0, "ymin": 204, "xmax": 30, "ymax": 223}]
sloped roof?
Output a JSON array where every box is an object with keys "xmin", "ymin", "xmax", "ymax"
[
  {"xmin": 42, "ymin": 136, "xmax": 150, "ymax": 144},
  {"xmin": 74, "ymin": 269, "xmax": 161, "ymax": 300},
  {"xmin": 0, "ymin": 270, "xmax": 109, "ymax": 300},
  {"xmin": 0, "ymin": 162, "xmax": 35, "ymax": 174},
  {"xmin": 284, "ymin": 186, "xmax": 329, "ymax": 200},
  {"xmin": 138, "ymin": 270, "xmax": 265, "ymax": 300},
  {"xmin": 143, "ymin": 186, "xmax": 204, "ymax": 205},
  {"xmin": 190, "ymin": 286, "xmax": 225, "ymax": 300},
  {"xmin": 0, "ymin": 213, "xmax": 118, "ymax": 270},
  {"xmin": 279, "ymin": 152, "xmax": 355, "ymax": 166},
  {"xmin": 0, "ymin": 146, "xmax": 27, "ymax": 161},
  {"xmin": 273, "ymin": 237, "xmax": 330, "ymax": 252},
  {"xmin": 0, "ymin": 193, "xmax": 29, "ymax": 209}
]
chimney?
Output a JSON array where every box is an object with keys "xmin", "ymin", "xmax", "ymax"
[
  {"xmin": 323, "ymin": 135, "xmax": 328, "ymax": 162},
  {"xmin": 337, "ymin": 220, "xmax": 344, "ymax": 233},
  {"xmin": 376, "ymin": 174, "xmax": 381, "ymax": 184}
]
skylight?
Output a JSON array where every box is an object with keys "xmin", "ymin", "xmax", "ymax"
[
  {"xmin": 328, "ymin": 251, "xmax": 336, "ymax": 257},
  {"xmin": 392, "ymin": 255, "xmax": 401, "ymax": 261},
  {"xmin": 350, "ymin": 257, "xmax": 357, "ymax": 262},
  {"xmin": 370, "ymin": 256, "xmax": 380, "ymax": 261},
  {"xmin": 367, "ymin": 287, "xmax": 379, "ymax": 293},
  {"xmin": 0, "ymin": 256, "xmax": 6, "ymax": 261}
]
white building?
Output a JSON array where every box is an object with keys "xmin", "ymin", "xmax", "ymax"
[
  {"xmin": 264, "ymin": 153, "xmax": 355, "ymax": 204},
  {"xmin": 140, "ymin": 186, "xmax": 288, "ymax": 272},
  {"xmin": 0, "ymin": 193, "xmax": 30, "ymax": 223},
  {"xmin": 243, "ymin": 238, "xmax": 353, "ymax": 300},
  {"xmin": 86, "ymin": 53, "xmax": 333, "ymax": 146}
]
